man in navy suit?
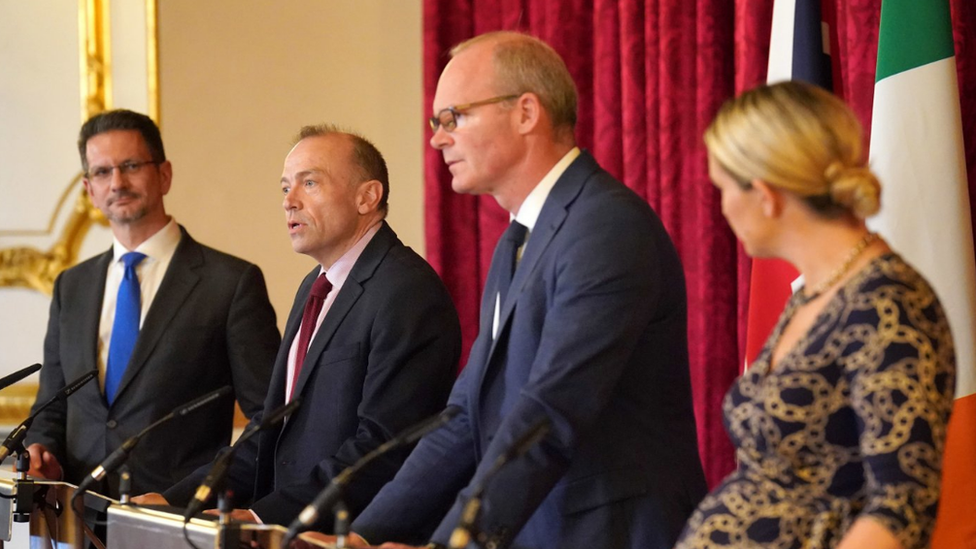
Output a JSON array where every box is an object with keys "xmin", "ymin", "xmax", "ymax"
[
  {"xmin": 137, "ymin": 126, "xmax": 461, "ymax": 528},
  {"xmin": 323, "ymin": 31, "xmax": 707, "ymax": 549}
]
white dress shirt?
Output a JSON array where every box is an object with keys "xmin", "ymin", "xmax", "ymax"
[
  {"xmin": 284, "ymin": 221, "xmax": 382, "ymax": 401},
  {"xmin": 492, "ymin": 147, "xmax": 581, "ymax": 339},
  {"xmin": 96, "ymin": 218, "xmax": 182, "ymax": 390}
]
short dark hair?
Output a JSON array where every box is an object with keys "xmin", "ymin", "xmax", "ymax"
[
  {"xmin": 296, "ymin": 124, "xmax": 390, "ymax": 213},
  {"xmin": 78, "ymin": 109, "xmax": 166, "ymax": 173}
]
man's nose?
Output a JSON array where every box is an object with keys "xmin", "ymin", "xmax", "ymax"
[
  {"xmin": 283, "ymin": 188, "xmax": 298, "ymax": 210},
  {"xmin": 430, "ymin": 125, "xmax": 452, "ymax": 150},
  {"xmin": 109, "ymin": 168, "xmax": 129, "ymax": 191}
]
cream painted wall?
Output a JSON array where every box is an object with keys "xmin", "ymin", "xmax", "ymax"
[{"xmin": 158, "ymin": 0, "xmax": 425, "ymax": 330}]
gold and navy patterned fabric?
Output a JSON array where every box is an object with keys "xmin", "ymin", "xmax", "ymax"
[{"xmin": 676, "ymin": 254, "xmax": 955, "ymax": 549}]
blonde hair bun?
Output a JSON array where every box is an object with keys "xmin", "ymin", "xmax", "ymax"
[{"xmin": 825, "ymin": 161, "xmax": 881, "ymax": 218}]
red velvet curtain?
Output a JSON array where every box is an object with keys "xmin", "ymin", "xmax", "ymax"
[{"xmin": 422, "ymin": 0, "xmax": 976, "ymax": 489}]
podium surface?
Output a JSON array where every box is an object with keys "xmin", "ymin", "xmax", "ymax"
[{"xmin": 107, "ymin": 504, "xmax": 300, "ymax": 549}]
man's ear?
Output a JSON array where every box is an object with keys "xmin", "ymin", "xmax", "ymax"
[
  {"xmin": 158, "ymin": 160, "xmax": 173, "ymax": 196},
  {"xmin": 357, "ymin": 179, "xmax": 383, "ymax": 214},
  {"xmin": 515, "ymin": 93, "xmax": 542, "ymax": 135},
  {"xmin": 751, "ymin": 179, "xmax": 783, "ymax": 218}
]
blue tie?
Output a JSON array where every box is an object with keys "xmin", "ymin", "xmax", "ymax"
[
  {"xmin": 106, "ymin": 252, "xmax": 147, "ymax": 405},
  {"xmin": 497, "ymin": 221, "xmax": 528, "ymax": 307}
]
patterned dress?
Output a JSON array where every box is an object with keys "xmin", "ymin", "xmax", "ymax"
[{"xmin": 676, "ymin": 254, "xmax": 955, "ymax": 549}]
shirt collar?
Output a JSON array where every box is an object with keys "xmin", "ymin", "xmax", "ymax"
[
  {"xmin": 112, "ymin": 217, "xmax": 181, "ymax": 262},
  {"xmin": 513, "ymin": 147, "xmax": 581, "ymax": 231},
  {"xmin": 319, "ymin": 221, "xmax": 382, "ymax": 285}
]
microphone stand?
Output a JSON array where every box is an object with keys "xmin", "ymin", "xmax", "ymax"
[
  {"xmin": 0, "ymin": 369, "xmax": 98, "ymax": 526},
  {"xmin": 216, "ymin": 489, "xmax": 239, "ymax": 549},
  {"xmin": 334, "ymin": 500, "xmax": 350, "ymax": 548},
  {"xmin": 71, "ymin": 385, "xmax": 233, "ymax": 511},
  {"xmin": 182, "ymin": 397, "xmax": 302, "ymax": 523},
  {"xmin": 447, "ymin": 418, "xmax": 551, "ymax": 549},
  {"xmin": 281, "ymin": 406, "xmax": 461, "ymax": 547},
  {"xmin": 118, "ymin": 466, "xmax": 132, "ymax": 505},
  {"xmin": 0, "ymin": 368, "xmax": 98, "ymax": 464},
  {"xmin": 12, "ymin": 449, "xmax": 34, "ymax": 523}
]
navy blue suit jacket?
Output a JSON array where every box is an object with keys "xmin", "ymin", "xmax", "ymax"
[
  {"xmin": 165, "ymin": 222, "xmax": 461, "ymax": 528},
  {"xmin": 353, "ymin": 153, "xmax": 707, "ymax": 549}
]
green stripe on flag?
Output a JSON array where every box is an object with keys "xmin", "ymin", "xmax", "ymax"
[{"xmin": 876, "ymin": 0, "xmax": 955, "ymax": 82}]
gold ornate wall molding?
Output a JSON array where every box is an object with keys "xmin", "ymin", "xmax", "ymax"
[
  {"xmin": 80, "ymin": 0, "xmax": 112, "ymax": 120},
  {"xmin": 0, "ymin": 181, "xmax": 107, "ymax": 296}
]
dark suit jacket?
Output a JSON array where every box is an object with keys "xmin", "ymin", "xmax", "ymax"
[
  {"xmin": 26, "ymin": 226, "xmax": 280, "ymax": 497},
  {"xmin": 353, "ymin": 153, "xmax": 708, "ymax": 549},
  {"xmin": 164, "ymin": 222, "xmax": 461, "ymax": 528}
]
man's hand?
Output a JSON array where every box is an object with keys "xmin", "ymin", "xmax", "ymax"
[
  {"xmin": 294, "ymin": 531, "xmax": 370, "ymax": 548},
  {"xmin": 131, "ymin": 492, "xmax": 170, "ymax": 506},
  {"xmin": 202, "ymin": 508, "xmax": 260, "ymax": 523},
  {"xmin": 25, "ymin": 443, "xmax": 62, "ymax": 480}
]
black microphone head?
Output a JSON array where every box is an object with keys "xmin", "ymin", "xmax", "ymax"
[
  {"xmin": 400, "ymin": 405, "xmax": 462, "ymax": 445},
  {"xmin": 259, "ymin": 397, "xmax": 302, "ymax": 429},
  {"xmin": 62, "ymin": 369, "xmax": 99, "ymax": 399},
  {"xmin": 0, "ymin": 363, "xmax": 42, "ymax": 391},
  {"xmin": 506, "ymin": 417, "xmax": 551, "ymax": 461},
  {"xmin": 441, "ymin": 405, "xmax": 462, "ymax": 421},
  {"xmin": 177, "ymin": 385, "xmax": 232, "ymax": 416}
]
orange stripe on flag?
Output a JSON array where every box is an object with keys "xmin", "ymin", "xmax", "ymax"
[{"xmin": 932, "ymin": 392, "xmax": 976, "ymax": 548}]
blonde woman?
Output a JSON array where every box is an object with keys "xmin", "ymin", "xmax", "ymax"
[{"xmin": 675, "ymin": 81, "xmax": 955, "ymax": 549}]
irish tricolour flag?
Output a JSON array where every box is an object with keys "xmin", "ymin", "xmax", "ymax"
[{"xmin": 867, "ymin": 1, "xmax": 976, "ymax": 546}]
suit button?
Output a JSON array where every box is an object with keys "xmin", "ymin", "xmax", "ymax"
[
  {"xmin": 280, "ymin": 460, "xmax": 288, "ymax": 466},
  {"xmin": 106, "ymin": 420, "xmax": 118, "ymax": 429}
]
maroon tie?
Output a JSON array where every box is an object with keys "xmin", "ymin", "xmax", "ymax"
[{"xmin": 292, "ymin": 273, "xmax": 333, "ymax": 398}]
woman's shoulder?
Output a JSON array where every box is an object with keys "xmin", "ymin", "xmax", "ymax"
[
  {"xmin": 847, "ymin": 252, "xmax": 944, "ymax": 308},
  {"xmin": 842, "ymin": 251, "xmax": 955, "ymax": 373}
]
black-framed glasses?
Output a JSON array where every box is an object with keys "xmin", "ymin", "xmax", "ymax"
[
  {"xmin": 86, "ymin": 160, "xmax": 160, "ymax": 182},
  {"xmin": 428, "ymin": 94, "xmax": 520, "ymax": 133}
]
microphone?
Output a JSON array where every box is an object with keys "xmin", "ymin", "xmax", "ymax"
[
  {"xmin": 182, "ymin": 397, "xmax": 302, "ymax": 522},
  {"xmin": 0, "ymin": 363, "xmax": 42, "ymax": 392},
  {"xmin": 283, "ymin": 406, "xmax": 461, "ymax": 542},
  {"xmin": 448, "ymin": 418, "xmax": 551, "ymax": 549},
  {"xmin": 73, "ymin": 386, "xmax": 233, "ymax": 499},
  {"xmin": 0, "ymin": 369, "xmax": 98, "ymax": 463}
]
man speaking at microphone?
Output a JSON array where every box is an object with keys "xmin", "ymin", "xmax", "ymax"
[
  {"xmin": 136, "ymin": 126, "xmax": 461, "ymax": 528},
  {"xmin": 305, "ymin": 32, "xmax": 707, "ymax": 549},
  {"xmin": 25, "ymin": 110, "xmax": 280, "ymax": 498}
]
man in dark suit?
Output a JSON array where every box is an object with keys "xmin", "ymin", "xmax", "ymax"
[
  {"xmin": 25, "ymin": 109, "xmax": 280, "ymax": 497},
  {"xmin": 311, "ymin": 31, "xmax": 708, "ymax": 549},
  {"xmin": 137, "ymin": 126, "xmax": 461, "ymax": 528}
]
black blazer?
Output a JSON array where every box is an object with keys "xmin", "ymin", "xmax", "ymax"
[
  {"xmin": 165, "ymin": 222, "xmax": 461, "ymax": 528},
  {"xmin": 27, "ymin": 226, "xmax": 280, "ymax": 497},
  {"xmin": 354, "ymin": 153, "xmax": 708, "ymax": 549}
]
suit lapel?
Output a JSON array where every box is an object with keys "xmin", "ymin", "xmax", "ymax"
[
  {"xmin": 80, "ymin": 251, "xmax": 113, "ymax": 382},
  {"xmin": 290, "ymin": 223, "xmax": 397, "ymax": 399},
  {"xmin": 482, "ymin": 153, "xmax": 597, "ymax": 367},
  {"xmin": 113, "ymin": 228, "xmax": 202, "ymax": 404}
]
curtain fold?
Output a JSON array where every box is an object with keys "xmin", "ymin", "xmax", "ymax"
[{"xmin": 423, "ymin": 0, "xmax": 976, "ymax": 489}]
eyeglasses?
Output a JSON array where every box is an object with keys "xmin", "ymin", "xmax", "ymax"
[
  {"xmin": 86, "ymin": 160, "xmax": 160, "ymax": 182},
  {"xmin": 428, "ymin": 94, "xmax": 520, "ymax": 133}
]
